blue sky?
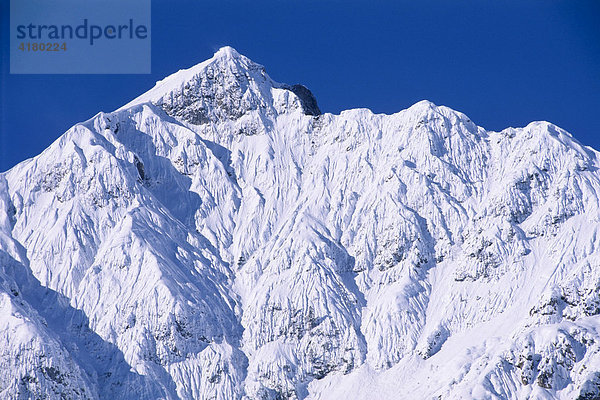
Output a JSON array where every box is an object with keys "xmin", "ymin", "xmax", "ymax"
[{"xmin": 1, "ymin": 0, "xmax": 599, "ymax": 171}]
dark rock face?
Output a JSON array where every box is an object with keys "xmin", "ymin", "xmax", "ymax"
[
  {"xmin": 284, "ymin": 84, "xmax": 321, "ymax": 116},
  {"xmin": 577, "ymin": 372, "xmax": 600, "ymax": 400},
  {"xmin": 159, "ymin": 66, "xmax": 255, "ymax": 125}
]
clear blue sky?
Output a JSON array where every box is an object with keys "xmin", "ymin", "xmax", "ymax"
[{"xmin": 1, "ymin": 0, "xmax": 599, "ymax": 171}]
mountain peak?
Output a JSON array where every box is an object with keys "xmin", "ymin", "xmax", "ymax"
[
  {"xmin": 121, "ymin": 46, "xmax": 265, "ymax": 110},
  {"xmin": 213, "ymin": 45, "xmax": 243, "ymax": 60},
  {"xmin": 120, "ymin": 46, "xmax": 322, "ymax": 124}
]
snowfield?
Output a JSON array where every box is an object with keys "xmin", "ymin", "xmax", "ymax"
[{"xmin": 1, "ymin": 46, "xmax": 600, "ymax": 399}]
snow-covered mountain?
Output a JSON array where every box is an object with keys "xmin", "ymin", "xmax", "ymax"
[{"xmin": 1, "ymin": 46, "xmax": 600, "ymax": 399}]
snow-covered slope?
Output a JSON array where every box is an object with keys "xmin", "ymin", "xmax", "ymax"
[{"xmin": 1, "ymin": 46, "xmax": 600, "ymax": 399}]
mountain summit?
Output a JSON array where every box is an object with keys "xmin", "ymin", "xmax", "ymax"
[
  {"xmin": 1, "ymin": 47, "xmax": 600, "ymax": 399},
  {"xmin": 122, "ymin": 46, "xmax": 321, "ymax": 124}
]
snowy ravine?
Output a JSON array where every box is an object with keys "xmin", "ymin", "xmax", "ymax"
[{"xmin": 1, "ymin": 46, "xmax": 600, "ymax": 400}]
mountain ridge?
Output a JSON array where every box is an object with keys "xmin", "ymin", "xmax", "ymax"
[{"xmin": 1, "ymin": 46, "xmax": 600, "ymax": 399}]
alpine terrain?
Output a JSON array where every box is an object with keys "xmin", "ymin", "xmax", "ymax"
[{"xmin": 2, "ymin": 47, "xmax": 600, "ymax": 400}]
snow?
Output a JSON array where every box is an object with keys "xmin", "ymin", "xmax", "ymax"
[{"xmin": 1, "ymin": 46, "xmax": 600, "ymax": 399}]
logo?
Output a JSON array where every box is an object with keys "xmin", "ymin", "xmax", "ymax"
[{"xmin": 10, "ymin": 0, "xmax": 151, "ymax": 74}]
